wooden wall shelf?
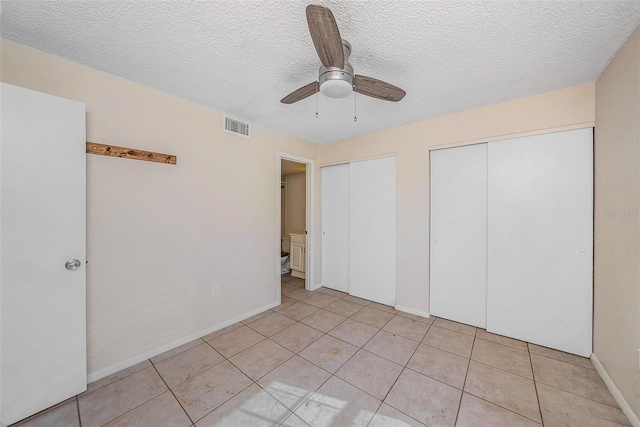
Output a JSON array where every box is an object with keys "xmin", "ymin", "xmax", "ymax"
[{"xmin": 86, "ymin": 142, "xmax": 176, "ymax": 165}]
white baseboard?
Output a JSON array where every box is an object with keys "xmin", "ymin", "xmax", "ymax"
[
  {"xmin": 394, "ymin": 305, "xmax": 431, "ymax": 319},
  {"xmin": 591, "ymin": 353, "xmax": 640, "ymax": 427},
  {"xmin": 87, "ymin": 300, "xmax": 280, "ymax": 383}
]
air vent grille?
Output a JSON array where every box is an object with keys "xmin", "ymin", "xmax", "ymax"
[{"xmin": 224, "ymin": 116, "xmax": 250, "ymax": 138}]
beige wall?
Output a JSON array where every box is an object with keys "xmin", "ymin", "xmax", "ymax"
[
  {"xmin": 0, "ymin": 40, "xmax": 318, "ymax": 377},
  {"xmin": 594, "ymin": 26, "xmax": 640, "ymax": 419},
  {"xmin": 283, "ymin": 172, "xmax": 306, "ymax": 237},
  {"xmin": 318, "ymin": 83, "xmax": 595, "ymax": 314}
]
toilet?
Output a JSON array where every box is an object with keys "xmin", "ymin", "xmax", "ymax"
[{"xmin": 281, "ymin": 252, "xmax": 290, "ymax": 274}]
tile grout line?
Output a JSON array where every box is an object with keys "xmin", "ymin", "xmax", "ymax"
[
  {"xmin": 76, "ymin": 395, "xmax": 82, "ymax": 427},
  {"xmin": 528, "ymin": 344, "xmax": 546, "ymax": 425},
  {"xmin": 454, "ymin": 332, "xmax": 476, "ymax": 426},
  {"xmin": 532, "ymin": 379, "xmax": 628, "ymax": 412},
  {"xmin": 149, "ymin": 359, "xmax": 194, "ymax": 425}
]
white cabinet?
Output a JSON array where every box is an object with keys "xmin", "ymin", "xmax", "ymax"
[
  {"xmin": 290, "ymin": 233, "xmax": 306, "ymax": 279},
  {"xmin": 429, "ymin": 128, "xmax": 593, "ymax": 357}
]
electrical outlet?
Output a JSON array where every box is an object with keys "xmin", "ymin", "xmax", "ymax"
[{"xmin": 211, "ymin": 284, "xmax": 220, "ymax": 297}]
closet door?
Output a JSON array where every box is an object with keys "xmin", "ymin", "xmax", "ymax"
[
  {"xmin": 349, "ymin": 156, "xmax": 396, "ymax": 306},
  {"xmin": 430, "ymin": 143, "xmax": 488, "ymax": 328},
  {"xmin": 487, "ymin": 128, "xmax": 593, "ymax": 357},
  {"xmin": 321, "ymin": 164, "xmax": 350, "ymax": 292}
]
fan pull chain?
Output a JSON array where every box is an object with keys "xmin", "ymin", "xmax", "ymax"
[
  {"xmin": 353, "ymin": 87, "xmax": 358, "ymax": 122},
  {"xmin": 315, "ymin": 81, "xmax": 319, "ymax": 118}
]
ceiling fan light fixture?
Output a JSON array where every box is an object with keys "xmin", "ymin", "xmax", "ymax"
[{"xmin": 320, "ymin": 79, "xmax": 353, "ymax": 98}]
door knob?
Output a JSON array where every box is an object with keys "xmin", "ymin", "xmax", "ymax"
[{"xmin": 65, "ymin": 259, "xmax": 82, "ymax": 270}]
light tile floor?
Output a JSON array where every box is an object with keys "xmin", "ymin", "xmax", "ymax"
[{"xmin": 13, "ymin": 273, "xmax": 631, "ymax": 427}]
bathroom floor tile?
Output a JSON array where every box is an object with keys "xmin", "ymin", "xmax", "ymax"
[
  {"xmin": 14, "ymin": 399, "xmax": 80, "ymax": 427},
  {"xmin": 367, "ymin": 302, "xmax": 397, "ymax": 314},
  {"xmin": 475, "ymin": 329, "xmax": 528, "ymax": 351},
  {"xmin": 395, "ymin": 311, "xmax": 435, "ymax": 324},
  {"xmin": 433, "ymin": 318, "xmax": 477, "ymax": 336},
  {"xmin": 456, "ymin": 393, "xmax": 541, "ymax": 427},
  {"xmin": 317, "ymin": 288, "xmax": 347, "ymax": 298},
  {"xmin": 536, "ymin": 382, "xmax": 631, "ymax": 427},
  {"xmin": 258, "ymin": 355, "xmax": 331, "ymax": 411},
  {"xmin": 246, "ymin": 312, "xmax": 296, "ymax": 337},
  {"xmin": 78, "ymin": 367, "xmax": 168, "ymax": 427},
  {"xmin": 241, "ymin": 309, "xmax": 274, "ymax": 325},
  {"xmin": 194, "ymin": 384, "xmax": 291, "ymax": 427},
  {"xmin": 385, "ymin": 368, "xmax": 461, "ymax": 427},
  {"xmin": 281, "ymin": 413, "xmax": 311, "ymax": 427},
  {"xmin": 300, "ymin": 309, "xmax": 347, "ymax": 333},
  {"xmin": 528, "ymin": 343, "xmax": 595, "ymax": 370},
  {"xmin": 81, "ymin": 359, "xmax": 152, "ymax": 396},
  {"xmin": 350, "ymin": 306, "xmax": 395, "ymax": 329},
  {"xmin": 103, "ymin": 391, "xmax": 191, "ymax": 427},
  {"xmin": 363, "ymin": 329, "xmax": 420, "ymax": 366},
  {"xmin": 154, "ymin": 343, "xmax": 225, "ymax": 388},
  {"xmin": 530, "ymin": 353, "xmax": 618, "ymax": 407},
  {"xmin": 229, "ymin": 339, "xmax": 294, "ymax": 381},
  {"xmin": 281, "ymin": 283, "xmax": 299, "ymax": 294},
  {"xmin": 464, "ymin": 360, "xmax": 541, "ymax": 423},
  {"xmin": 335, "ymin": 349, "xmax": 403, "ymax": 400},
  {"xmin": 151, "ymin": 338, "xmax": 206, "ymax": 365},
  {"xmin": 270, "ymin": 322, "xmax": 324, "ymax": 353},
  {"xmin": 340, "ymin": 295, "xmax": 371, "ymax": 306},
  {"xmin": 383, "ymin": 315, "xmax": 431, "ymax": 342},
  {"xmin": 294, "ymin": 376, "xmax": 380, "ymax": 427},
  {"xmin": 471, "ymin": 339, "xmax": 532, "ymax": 379},
  {"xmin": 328, "ymin": 318, "xmax": 379, "ymax": 347},
  {"xmin": 324, "ymin": 299, "xmax": 365, "ymax": 317},
  {"xmin": 202, "ymin": 322, "xmax": 243, "ymax": 342},
  {"xmin": 368, "ymin": 403, "xmax": 427, "ymax": 427},
  {"xmin": 422, "ymin": 326, "xmax": 475, "ymax": 358},
  {"xmin": 207, "ymin": 325, "xmax": 265, "ymax": 358},
  {"xmin": 407, "ymin": 344, "xmax": 469, "ymax": 389},
  {"xmin": 277, "ymin": 302, "xmax": 320, "ymax": 321},
  {"xmin": 172, "ymin": 360, "xmax": 252, "ymax": 422},
  {"xmin": 298, "ymin": 334, "xmax": 359, "ymax": 373},
  {"xmin": 285, "ymin": 289, "xmax": 314, "ymax": 301},
  {"xmin": 302, "ymin": 293, "xmax": 340, "ymax": 308}
]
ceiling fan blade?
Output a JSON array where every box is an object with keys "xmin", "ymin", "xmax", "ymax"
[
  {"xmin": 306, "ymin": 5, "xmax": 344, "ymax": 69},
  {"xmin": 281, "ymin": 81, "xmax": 319, "ymax": 104},
  {"xmin": 354, "ymin": 75, "xmax": 406, "ymax": 102}
]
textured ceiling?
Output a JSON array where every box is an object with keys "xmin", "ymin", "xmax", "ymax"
[{"xmin": 2, "ymin": 1, "xmax": 639, "ymax": 144}]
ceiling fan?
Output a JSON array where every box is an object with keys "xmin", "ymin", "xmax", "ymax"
[{"xmin": 281, "ymin": 5, "xmax": 406, "ymax": 105}]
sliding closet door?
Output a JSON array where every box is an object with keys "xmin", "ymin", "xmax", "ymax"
[
  {"xmin": 430, "ymin": 144, "xmax": 488, "ymax": 328},
  {"xmin": 321, "ymin": 164, "xmax": 350, "ymax": 292},
  {"xmin": 349, "ymin": 156, "xmax": 396, "ymax": 306},
  {"xmin": 487, "ymin": 128, "xmax": 593, "ymax": 357}
]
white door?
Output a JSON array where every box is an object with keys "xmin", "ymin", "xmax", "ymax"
[
  {"xmin": 1, "ymin": 83, "xmax": 87, "ymax": 424},
  {"xmin": 321, "ymin": 164, "xmax": 349, "ymax": 292},
  {"xmin": 487, "ymin": 128, "xmax": 593, "ymax": 357},
  {"xmin": 430, "ymin": 143, "xmax": 488, "ymax": 328},
  {"xmin": 349, "ymin": 157, "xmax": 396, "ymax": 306}
]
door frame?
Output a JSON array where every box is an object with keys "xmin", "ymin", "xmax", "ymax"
[{"xmin": 277, "ymin": 152, "xmax": 315, "ymax": 296}]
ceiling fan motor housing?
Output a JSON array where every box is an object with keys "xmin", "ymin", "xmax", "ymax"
[{"xmin": 318, "ymin": 40, "xmax": 354, "ymax": 98}]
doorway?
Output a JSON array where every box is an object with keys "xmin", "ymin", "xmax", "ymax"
[{"xmin": 277, "ymin": 153, "xmax": 314, "ymax": 296}]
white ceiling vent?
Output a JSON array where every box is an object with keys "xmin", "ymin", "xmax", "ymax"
[{"xmin": 224, "ymin": 116, "xmax": 250, "ymax": 138}]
